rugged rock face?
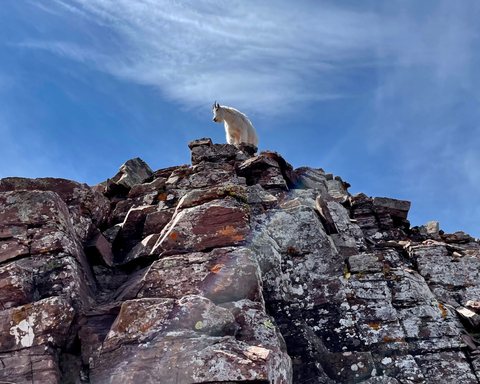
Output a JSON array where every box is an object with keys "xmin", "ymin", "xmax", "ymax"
[{"xmin": 0, "ymin": 138, "xmax": 479, "ymax": 383}]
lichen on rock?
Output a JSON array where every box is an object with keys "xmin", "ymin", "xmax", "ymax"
[{"xmin": 0, "ymin": 140, "xmax": 479, "ymax": 384}]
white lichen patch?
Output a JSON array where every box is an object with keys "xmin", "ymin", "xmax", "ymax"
[
  {"xmin": 10, "ymin": 318, "xmax": 35, "ymax": 347},
  {"xmin": 381, "ymin": 357, "xmax": 392, "ymax": 365}
]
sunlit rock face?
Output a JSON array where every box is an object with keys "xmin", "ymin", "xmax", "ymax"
[{"xmin": 0, "ymin": 138, "xmax": 479, "ymax": 383}]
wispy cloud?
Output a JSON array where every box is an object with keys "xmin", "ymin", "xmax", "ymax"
[
  {"xmin": 20, "ymin": 0, "xmax": 385, "ymax": 114},
  {"xmin": 365, "ymin": 1, "xmax": 480, "ymax": 215}
]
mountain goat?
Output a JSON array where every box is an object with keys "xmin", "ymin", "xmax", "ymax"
[{"xmin": 212, "ymin": 101, "xmax": 259, "ymax": 147}]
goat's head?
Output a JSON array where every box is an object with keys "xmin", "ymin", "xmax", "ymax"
[{"xmin": 212, "ymin": 101, "xmax": 224, "ymax": 123}]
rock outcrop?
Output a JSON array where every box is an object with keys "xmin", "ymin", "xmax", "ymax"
[{"xmin": 0, "ymin": 138, "xmax": 479, "ymax": 383}]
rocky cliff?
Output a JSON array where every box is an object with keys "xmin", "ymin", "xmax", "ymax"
[{"xmin": 0, "ymin": 138, "xmax": 479, "ymax": 384}]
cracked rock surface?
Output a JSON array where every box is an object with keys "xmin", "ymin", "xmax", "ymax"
[{"xmin": 0, "ymin": 138, "xmax": 479, "ymax": 383}]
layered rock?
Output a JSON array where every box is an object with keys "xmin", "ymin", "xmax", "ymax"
[{"xmin": 0, "ymin": 139, "xmax": 479, "ymax": 384}]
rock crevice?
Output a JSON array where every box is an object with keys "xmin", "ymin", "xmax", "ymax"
[{"xmin": 0, "ymin": 138, "xmax": 479, "ymax": 383}]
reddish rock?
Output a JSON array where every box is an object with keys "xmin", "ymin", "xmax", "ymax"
[
  {"xmin": 122, "ymin": 233, "xmax": 160, "ymax": 264},
  {"xmin": 3, "ymin": 138, "xmax": 480, "ymax": 383},
  {"xmin": 91, "ymin": 335, "xmax": 291, "ymax": 384},
  {"xmin": 188, "ymin": 137, "xmax": 213, "ymax": 149},
  {"xmin": 166, "ymin": 162, "xmax": 245, "ymax": 190},
  {"xmin": 0, "ymin": 190, "xmax": 97, "ymax": 311},
  {"xmin": 327, "ymin": 175, "xmax": 350, "ymax": 203},
  {"xmin": 0, "ymin": 236, "xmax": 29, "ymax": 264},
  {"xmin": 258, "ymin": 167, "xmax": 288, "ymax": 189},
  {"xmin": 0, "ymin": 190, "xmax": 92, "ymax": 268},
  {"xmin": 237, "ymin": 154, "xmax": 279, "ymax": 174},
  {"xmin": 295, "ymin": 166, "xmax": 329, "ymax": 195},
  {"xmin": 0, "ymin": 190, "xmax": 73, "ymax": 233},
  {"xmin": 85, "ymin": 231, "xmax": 115, "ymax": 267},
  {"xmin": 0, "ymin": 262, "xmax": 33, "ymax": 309},
  {"xmin": 373, "ymin": 196, "xmax": 411, "ymax": 220},
  {"xmin": 127, "ymin": 176, "xmax": 166, "ymax": 198},
  {"xmin": 349, "ymin": 193, "xmax": 411, "ymax": 238},
  {"xmin": 259, "ymin": 150, "xmax": 300, "ymax": 188},
  {"xmin": 0, "ymin": 296, "xmax": 75, "ymax": 353},
  {"xmin": 316, "ymin": 195, "xmax": 338, "ymax": 234},
  {"xmin": 115, "ymin": 247, "xmax": 263, "ymax": 304},
  {"xmin": 152, "ymin": 198, "xmax": 250, "ymax": 255},
  {"xmin": 442, "ymin": 231, "xmax": 475, "ymax": 244},
  {"xmin": 111, "ymin": 157, "xmax": 153, "ymax": 189},
  {"xmin": 142, "ymin": 208, "xmax": 175, "ymax": 237},
  {"xmin": 189, "ymin": 139, "xmax": 255, "ymax": 165},
  {"xmin": 110, "ymin": 192, "xmax": 159, "ymax": 225},
  {"xmin": 102, "ymin": 223, "xmax": 122, "ymax": 244},
  {"xmin": 90, "ymin": 296, "xmax": 290, "ymax": 384},
  {"xmin": 0, "ymin": 346, "xmax": 62, "ymax": 384},
  {"xmin": 176, "ymin": 184, "xmax": 248, "ymax": 210},
  {"xmin": 151, "ymin": 164, "xmax": 190, "ymax": 179},
  {"xmin": 78, "ymin": 303, "xmax": 121, "ymax": 365},
  {"xmin": 0, "ymin": 177, "xmax": 110, "ymax": 242},
  {"xmin": 121, "ymin": 204, "xmax": 157, "ymax": 239},
  {"xmin": 237, "ymin": 155, "xmax": 288, "ymax": 189},
  {"xmin": 101, "ymin": 296, "xmax": 235, "ymax": 353},
  {"xmin": 27, "ymin": 255, "xmax": 96, "ymax": 311}
]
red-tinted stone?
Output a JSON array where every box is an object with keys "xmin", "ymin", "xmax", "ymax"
[
  {"xmin": 0, "ymin": 262, "xmax": 33, "ymax": 309},
  {"xmin": 188, "ymin": 137, "xmax": 213, "ymax": 150},
  {"xmin": 85, "ymin": 232, "xmax": 114, "ymax": 267},
  {"xmin": 0, "ymin": 346, "xmax": 61, "ymax": 384},
  {"xmin": 127, "ymin": 177, "xmax": 166, "ymax": 199},
  {"xmin": 151, "ymin": 164, "xmax": 190, "ymax": 180},
  {"xmin": 142, "ymin": 208, "xmax": 175, "ymax": 237},
  {"xmin": 0, "ymin": 177, "xmax": 110, "ymax": 242},
  {"xmin": 259, "ymin": 150, "xmax": 300, "ymax": 188},
  {"xmin": 166, "ymin": 162, "xmax": 244, "ymax": 190},
  {"xmin": 112, "ymin": 158, "xmax": 153, "ymax": 189},
  {"xmin": 316, "ymin": 195, "xmax": 338, "ymax": 234},
  {"xmin": 237, "ymin": 155, "xmax": 288, "ymax": 189},
  {"xmin": 176, "ymin": 185, "xmax": 247, "ymax": 210},
  {"xmin": 115, "ymin": 247, "xmax": 262, "ymax": 304},
  {"xmin": 0, "ymin": 297, "xmax": 75, "ymax": 353},
  {"xmin": 122, "ymin": 234, "xmax": 160, "ymax": 264},
  {"xmin": 121, "ymin": 205, "xmax": 157, "ymax": 239},
  {"xmin": 190, "ymin": 142, "xmax": 239, "ymax": 165},
  {"xmin": 373, "ymin": 196, "xmax": 411, "ymax": 220},
  {"xmin": 152, "ymin": 198, "xmax": 250, "ymax": 255}
]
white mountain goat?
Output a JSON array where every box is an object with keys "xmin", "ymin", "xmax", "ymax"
[{"xmin": 212, "ymin": 101, "xmax": 259, "ymax": 147}]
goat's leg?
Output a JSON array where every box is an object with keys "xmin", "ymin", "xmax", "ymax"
[
  {"xmin": 240, "ymin": 130, "xmax": 249, "ymax": 144},
  {"xmin": 226, "ymin": 133, "xmax": 236, "ymax": 144}
]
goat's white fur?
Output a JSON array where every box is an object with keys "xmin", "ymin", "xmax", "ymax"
[{"xmin": 212, "ymin": 103, "xmax": 259, "ymax": 147}]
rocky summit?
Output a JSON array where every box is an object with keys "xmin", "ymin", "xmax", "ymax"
[{"xmin": 0, "ymin": 138, "xmax": 479, "ymax": 384}]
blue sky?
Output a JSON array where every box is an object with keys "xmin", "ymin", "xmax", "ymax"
[{"xmin": 1, "ymin": 0, "xmax": 479, "ymax": 237}]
